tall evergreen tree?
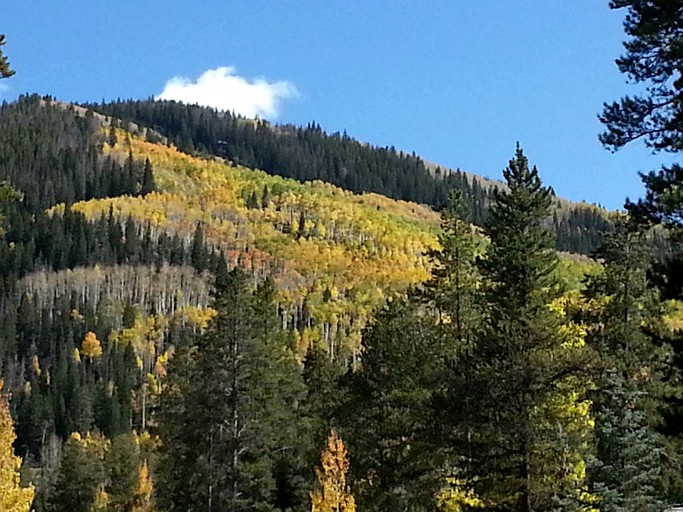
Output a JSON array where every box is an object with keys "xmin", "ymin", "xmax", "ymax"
[
  {"xmin": 444, "ymin": 146, "xmax": 588, "ymax": 511},
  {"xmin": 419, "ymin": 189, "xmax": 480, "ymax": 347},
  {"xmin": 140, "ymin": 158, "xmax": 155, "ymax": 196},
  {"xmin": 590, "ymin": 373, "xmax": 665, "ymax": 512},
  {"xmin": 340, "ymin": 298, "xmax": 443, "ymax": 511},
  {"xmin": 583, "ymin": 221, "xmax": 670, "ymax": 508},
  {"xmin": 156, "ymin": 268, "xmax": 306, "ymax": 512}
]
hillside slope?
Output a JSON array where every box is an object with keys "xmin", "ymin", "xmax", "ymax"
[{"xmin": 88, "ymin": 99, "xmax": 614, "ymax": 255}]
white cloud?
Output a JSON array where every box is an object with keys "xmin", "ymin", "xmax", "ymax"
[
  {"xmin": 156, "ymin": 66, "xmax": 298, "ymax": 119},
  {"xmin": 0, "ymin": 82, "xmax": 9, "ymax": 98}
]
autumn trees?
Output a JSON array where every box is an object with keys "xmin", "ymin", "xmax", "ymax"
[
  {"xmin": 310, "ymin": 430, "xmax": 355, "ymax": 512},
  {"xmin": 0, "ymin": 382, "xmax": 34, "ymax": 512}
]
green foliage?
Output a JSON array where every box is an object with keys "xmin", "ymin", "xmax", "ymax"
[
  {"xmin": 106, "ymin": 434, "xmax": 141, "ymax": 511},
  {"xmin": 48, "ymin": 433, "xmax": 107, "ymax": 512},
  {"xmin": 418, "ymin": 189, "xmax": 480, "ymax": 346},
  {"xmin": 583, "ymin": 220, "xmax": 673, "ymax": 506},
  {"xmin": 589, "ymin": 374, "xmax": 665, "ymax": 512},
  {"xmin": 443, "ymin": 147, "xmax": 590, "ymax": 510},
  {"xmin": 156, "ymin": 268, "xmax": 307, "ymax": 512},
  {"xmin": 0, "ymin": 34, "xmax": 14, "ymax": 79},
  {"xmin": 600, "ymin": 0, "xmax": 683, "ymax": 153},
  {"xmin": 340, "ymin": 298, "xmax": 443, "ymax": 511}
]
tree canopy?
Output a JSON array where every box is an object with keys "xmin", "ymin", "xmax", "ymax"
[
  {"xmin": 600, "ymin": 0, "xmax": 683, "ymax": 153},
  {"xmin": 0, "ymin": 34, "xmax": 14, "ymax": 79}
]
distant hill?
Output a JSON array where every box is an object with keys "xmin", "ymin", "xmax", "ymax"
[{"xmin": 86, "ymin": 99, "xmax": 614, "ymax": 255}]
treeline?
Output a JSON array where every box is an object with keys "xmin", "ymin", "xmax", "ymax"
[
  {"xmin": 87, "ymin": 99, "xmax": 613, "ymax": 255},
  {"xmin": 0, "ymin": 95, "xmax": 154, "ymax": 213}
]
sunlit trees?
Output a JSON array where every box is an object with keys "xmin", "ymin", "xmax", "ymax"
[
  {"xmin": 444, "ymin": 146, "xmax": 589, "ymax": 510},
  {"xmin": 600, "ymin": 0, "xmax": 683, "ymax": 154},
  {"xmin": 310, "ymin": 430, "xmax": 356, "ymax": 512},
  {"xmin": 0, "ymin": 381, "xmax": 34, "ymax": 512}
]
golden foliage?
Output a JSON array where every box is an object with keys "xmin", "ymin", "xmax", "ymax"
[
  {"xmin": 0, "ymin": 381, "xmax": 35, "ymax": 512},
  {"xmin": 311, "ymin": 430, "xmax": 356, "ymax": 512},
  {"xmin": 437, "ymin": 479, "xmax": 484, "ymax": 512},
  {"xmin": 80, "ymin": 331, "xmax": 103, "ymax": 359},
  {"xmin": 134, "ymin": 460, "xmax": 154, "ymax": 512},
  {"xmin": 61, "ymin": 129, "xmax": 443, "ymax": 356}
]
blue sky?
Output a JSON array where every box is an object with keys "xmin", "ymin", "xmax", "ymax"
[{"xmin": 2, "ymin": 1, "xmax": 672, "ymax": 209}]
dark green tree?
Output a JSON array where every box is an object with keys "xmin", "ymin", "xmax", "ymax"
[
  {"xmin": 600, "ymin": 4, "xmax": 683, "ymax": 489},
  {"xmin": 599, "ymin": 0, "xmax": 683, "ymax": 153},
  {"xmin": 445, "ymin": 146, "xmax": 587, "ymax": 511},
  {"xmin": 340, "ymin": 298, "xmax": 443, "ymax": 511},
  {"xmin": 589, "ymin": 373, "xmax": 665, "ymax": 512},
  {"xmin": 0, "ymin": 34, "xmax": 14, "ymax": 79},
  {"xmin": 583, "ymin": 221, "xmax": 671, "ymax": 507},
  {"xmin": 106, "ymin": 434, "xmax": 140, "ymax": 512},
  {"xmin": 48, "ymin": 434, "xmax": 105, "ymax": 512},
  {"xmin": 418, "ymin": 189, "xmax": 480, "ymax": 346},
  {"xmin": 156, "ymin": 268, "xmax": 306, "ymax": 512},
  {"xmin": 140, "ymin": 158, "xmax": 155, "ymax": 196},
  {"xmin": 302, "ymin": 341, "xmax": 344, "ymax": 452}
]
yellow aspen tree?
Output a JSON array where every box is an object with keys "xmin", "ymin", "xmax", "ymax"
[
  {"xmin": 133, "ymin": 460, "xmax": 154, "ymax": 512},
  {"xmin": 80, "ymin": 331, "xmax": 103, "ymax": 359},
  {"xmin": 310, "ymin": 430, "xmax": 355, "ymax": 512},
  {"xmin": 0, "ymin": 381, "xmax": 35, "ymax": 512}
]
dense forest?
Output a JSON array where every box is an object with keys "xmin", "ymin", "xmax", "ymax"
[
  {"xmin": 0, "ymin": 1, "xmax": 682, "ymax": 510},
  {"xmin": 85, "ymin": 98, "xmax": 614, "ymax": 256}
]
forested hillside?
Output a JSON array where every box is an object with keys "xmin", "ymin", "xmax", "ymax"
[
  {"xmin": 1, "ymin": 6, "xmax": 682, "ymax": 504},
  {"xmin": 87, "ymin": 99, "xmax": 614, "ymax": 255}
]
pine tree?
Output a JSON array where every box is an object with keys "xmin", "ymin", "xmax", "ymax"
[
  {"xmin": 0, "ymin": 381, "xmax": 34, "ymax": 512},
  {"xmin": 156, "ymin": 268, "xmax": 306, "ymax": 512},
  {"xmin": 310, "ymin": 430, "xmax": 356, "ymax": 512},
  {"xmin": 106, "ymin": 434, "xmax": 140, "ymax": 511},
  {"xmin": 49, "ymin": 433, "xmax": 107, "ymax": 512},
  {"xmin": 340, "ymin": 298, "xmax": 443, "ymax": 511},
  {"xmin": 140, "ymin": 158, "xmax": 155, "ymax": 196},
  {"xmin": 589, "ymin": 373, "xmax": 664, "ymax": 512},
  {"xmin": 446, "ymin": 146, "xmax": 588, "ymax": 511},
  {"xmin": 583, "ymin": 220, "xmax": 669, "ymax": 508},
  {"xmin": 190, "ymin": 223, "xmax": 208, "ymax": 272},
  {"xmin": 419, "ymin": 189, "xmax": 480, "ymax": 347},
  {"xmin": 0, "ymin": 35, "xmax": 14, "ymax": 79},
  {"xmin": 600, "ymin": 0, "xmax": 683, "ymax": 154}
]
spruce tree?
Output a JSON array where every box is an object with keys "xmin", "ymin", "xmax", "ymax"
[
  {"xmin": 340, "ymin": 298, "xmax": 443, "ymax": 511},
  {"xmin": 141, "ymin": 157, "xmax": 155, "ymax": 196},
  {"xmin": 156, "ymin": 268, "xmax": 306, "ymax": 512},
  {"xmin": 446, "ymin": 146, "xmax": 587, "ymax": 511},
  {"xmin": 0, "ymin": 35, "xmax": 14, "ymax": 79},
  {"xmin": 583, "ymin": 221, "xmax": 669, "ymax": 508},
  {"xmin": 418, "ymin": 189, "xmax": 480, "ymax": 348},
  {"xmin": 590, "ymin": 373, "xmax": 664, "ymax": 512}
]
